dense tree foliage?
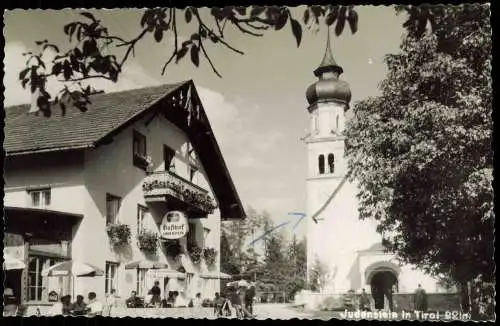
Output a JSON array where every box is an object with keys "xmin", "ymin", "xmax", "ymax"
[
  {"xmin": 18, "ymin": 5, "xmax": 443, "ymax": 116},
  {"xmin": 220, "ymin": 207, "xmax": 307, "ymax": 300},
  {"xmin": 344, "ymin": 3, "xmax": 492, "ymax": 317}
]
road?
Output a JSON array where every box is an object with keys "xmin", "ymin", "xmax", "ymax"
[{"xmin": 252, "ymin": 303, "xmax": 315, "ymax": 320}]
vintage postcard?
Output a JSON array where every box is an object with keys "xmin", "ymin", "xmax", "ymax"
[{"xmin": 2, "ymin": 4, "xmax": 494, "ymax": 321}]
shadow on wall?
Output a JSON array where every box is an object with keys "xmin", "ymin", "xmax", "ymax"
[{"xmin": 112, "ymin": 243, "xmax": 134, "ymax": 261}]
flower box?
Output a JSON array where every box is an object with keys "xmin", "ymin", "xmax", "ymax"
[
  {"xmin": 188, "ymin": 243, "xmax": 203, "ymax": 265},
  {"xmin": 203, "ymin": 247, "xmax": 217, "ymax": 266},
  {"xmin": 137, "ymin": 230, "xmax": 159, "ymax": 255},
  {"xmin": 107, "ymin": 223, "xmax": 131, "ymax": 247}
]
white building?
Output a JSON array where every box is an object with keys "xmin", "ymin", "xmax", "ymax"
[
  {"xmin": 303, "ymin": 32, "xmax": 441, "ymax": 310},
  {"xmin": 3, "ymin": 80, "xmax": 245, "ymax": 310}
]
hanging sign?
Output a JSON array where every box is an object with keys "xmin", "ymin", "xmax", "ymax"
[{"xmin": 160, "ymin": 211, "xmax": 189, "ymax": 240}]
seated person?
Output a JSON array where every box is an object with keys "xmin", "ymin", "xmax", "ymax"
[
  {"xmin": 87, "ymin": 292, "xmax": 103, "ymax": 316},
  {"xmin": 71, "ymin": 295, "xmax": 87, "ymax": 315},
  {"xmin": 126, "ymin": 291, "xmax": 141, "ymax": 308}
]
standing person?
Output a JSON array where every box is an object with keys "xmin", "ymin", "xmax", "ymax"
[
  {"xmin": 413, "ymin": 284, "xmax": 428, "ymax": 312},
  {"xmin": 87, "ymin": 292, "xmax": 104, "ymax": 316},
  {"xmin": 245, "ymin": 283, "xmax": 256, "ymax": 315},
  {"xmin": 105, "ymin": 289, "xmax": 117, "ymax": 316},
  {"xmin": 359, "ymin": 288, "xmax": 370, "ymax": 311},
  {"xmin": 229, "ymin": 287, "xmax": 243, "ymax": 319},
  {"xmin": 149, "ymin": 281, "xmax": 161, "ymax": 307}
]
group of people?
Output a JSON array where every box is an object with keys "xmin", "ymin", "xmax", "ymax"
[
  {"xmin": 213, "ymin": 282, "xmax": 256, "ymax": 319},
  {"xmin": 145, "ymin": 280, "xmax": 199, "ymax": 308},
  {"xmin": 47, "ymin": 291, "xmax": 111, "ymax": 316},
  {"xmin": 356, "ymin": 284, "xmax": 428, "ymax": 312}
]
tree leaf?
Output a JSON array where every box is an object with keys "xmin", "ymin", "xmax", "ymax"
[
  {"xmin": 63, "ymin": 60, "xmax": 72, "ymax": 80},
  {"xmin": 303, "ymin": 9, "xmax": 310, "ymax": 24},
  {"xmin": 326, "ymin": 7, "xmax": 339, "ymax": 26},
  {"xmin": 274, "ymin": 12, "xmax": 288, "ymax": 31},
  {"xmin": 250, "ymin": 6, "xmax": 265, "ymax": 17},
  {"xmin": 347, "ymin": 9, "xmax": 358, "ymax": 34},
  {"xmin": 82, "ymin": 39, "xmax": 98, "ymax": 57},
  {"xmin": 43, "ymin": 44, "xmax": 60, "ymax": 53},
  {"xmin": 154, "ymin": 28, "xmax": 164, "ymax": 42},
  {"xmin": 51, "ymin": 62, "xmax": 63, "ymax": 75},
  {"xmin": 334, "ymin": 9, "xmax": 347, "ymax": 36},
  {"xmin": 290, "ymin": 18, "xmax": 302, "ymax": 47},
  {"xmin": 190, "ymin": 45, "xmax": 200, "ymax": 67},
  {"xmin": 19, "ymin": 67, "xmax": 30, "ymax": 81},
  {"xmin": 80, "ymin": 12, "xmax": 97, "ymax": 22},
  {"xmin": 185, "ymin": 8, "xmax": 192, "ymax": 23},
  {"xmin": 176, "ymin": 47, "xmax": 189, "ymax": 63}
]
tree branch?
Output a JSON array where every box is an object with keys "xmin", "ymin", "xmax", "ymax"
[
  {"xmin": 161, "ymin": 8, "xmax": 178, "ymax": 76},
  {"xmin": 194, "ymin": 12, "xmax": 244, "ymax": 55},
  {"xmin": 197, "ymin": 26, "xmax": 222, "ymax": 78}
]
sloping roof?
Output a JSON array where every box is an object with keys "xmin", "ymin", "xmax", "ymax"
[
  {"xmin": 3, "ymin": 80, "xmax": 246, "ymax": 220},
  {"xmin": 4, "ymin": 82, "xmax": 185, "ymax": 155}
]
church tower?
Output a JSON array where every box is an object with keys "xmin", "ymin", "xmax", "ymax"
[
  {"xmin": 302, "ymin": 29, "xmax": 441, "ymax": 305},
  {"xmin": 304, "ymin": 28, "xmax": 354, "ymax": 292}
]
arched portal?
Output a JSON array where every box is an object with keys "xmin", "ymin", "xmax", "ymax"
[{"xmin": 366, "ymin": 262, "xmax": 400, "ymax": 311}]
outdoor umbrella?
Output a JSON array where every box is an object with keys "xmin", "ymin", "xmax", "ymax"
[
  {"xmin": 124, "ymin": 261, "xmax": 168, "ymax": 270},
  {"xmin": 41, "ymin": 260, "xmax": 104, "ymax": 301},
  {"xmin": 227, "ymin": 279, "xmax": 250, "ymax": 288},
  {"xmin": 3, "ymin": 253, "xmax": 26, "ymax": 271}
]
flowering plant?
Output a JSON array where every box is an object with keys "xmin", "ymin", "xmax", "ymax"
[
  {"xmin": 142, "ymin": 179, "xmax": 217, "ymax": 213},
  {"xmin": 203, "ymin": 247, "xmax": 217, "ymax": 266},
  {"xmin": 188, "ymin": 243, "xmax": 203, "ymax": 264},
  {"xmin": 137, "ymin": 229, "xmax": 159, "ymax": 255},
  {"xmin": 106, "ymin": 223, "xmax": 131, "ymax": 247}
]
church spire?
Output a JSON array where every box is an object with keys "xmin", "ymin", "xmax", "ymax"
[{"xmin": 313, "ymin": 27, "xmax": 344, "ymax": 78}]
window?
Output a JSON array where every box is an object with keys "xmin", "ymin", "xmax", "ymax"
[
  {"xmin": 336, "ymin": 115, "xmax": 339, "ymax": 130},
  {"xmin": 189, "ymin": 165, "xmax": 198, "ymax": 182},
  {"xmin": 318, "ymin": 155, "xmax": 325, "ymax": 175},
  {"xmin": 105, "ymin": 261, "xmax": 119, "ymax": 295},
  {"xmin": 187, "ymin": 222, "xmax": 197, "ymax": 248},
  {"xmin": 137, "ymin": 205, "xmax": 148, "ymax": 233},
  {"xmin": 164, "ymin": 145, "xmax": 176, "ymax": 172},
  {"xmin": 133, "ymin": 130, "xmax": 147, "ymax": 169},
  {"xmin": 136, "ymin": 268, "xmax": 147, "ymax": 296},
  {"xmin": 27, "ymin": 256, "xmax": 62, "ymax": 302},
  {"xmin": 28, "ymin": 188, "xmax": 51, "ymax": 208},
  {"xmin": 328, "ymin": 154, "xmax": 335, "ymax": 174},
  {"xmin": 203, "ymin": 227, "xmax": 210, "ymax": 247},
  {"xmin": 106, "ymin": 194, "xmax": 121, "ymax": 225}
]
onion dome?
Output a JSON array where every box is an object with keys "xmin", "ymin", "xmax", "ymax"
[{"xmin": 306, "ymin": 28, "xmax": 352, "ymax": 108}]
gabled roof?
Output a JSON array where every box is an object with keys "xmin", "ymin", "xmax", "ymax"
[
  {"xmin": 4, "ymin": 82, "xmax": 185, "ymax": 154},
  {"xmin": 3, "ymin": 80, "xmax": 246, "ymax": 220}
]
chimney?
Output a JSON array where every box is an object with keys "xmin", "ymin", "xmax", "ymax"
[{"xmin": 29, "ymin": 88, "xmax": 41, "ymax": 113}]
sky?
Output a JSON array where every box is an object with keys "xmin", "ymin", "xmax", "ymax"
[{"xmin": 3, "ymin": 7, "xmax": 406, "ymax": 240}]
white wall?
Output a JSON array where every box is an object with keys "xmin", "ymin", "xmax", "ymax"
[
  {"xmin": 4, "ymin": 152, "xmax": 86, "ymax": 214},
  {"xmin": 78, "ymin": 111, "xmax": 222, "ymax": 300}
]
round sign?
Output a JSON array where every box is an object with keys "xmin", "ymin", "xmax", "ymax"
[{"xmin": 160, "ymin": 211, "xmax": 189, "ymax": 240}]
